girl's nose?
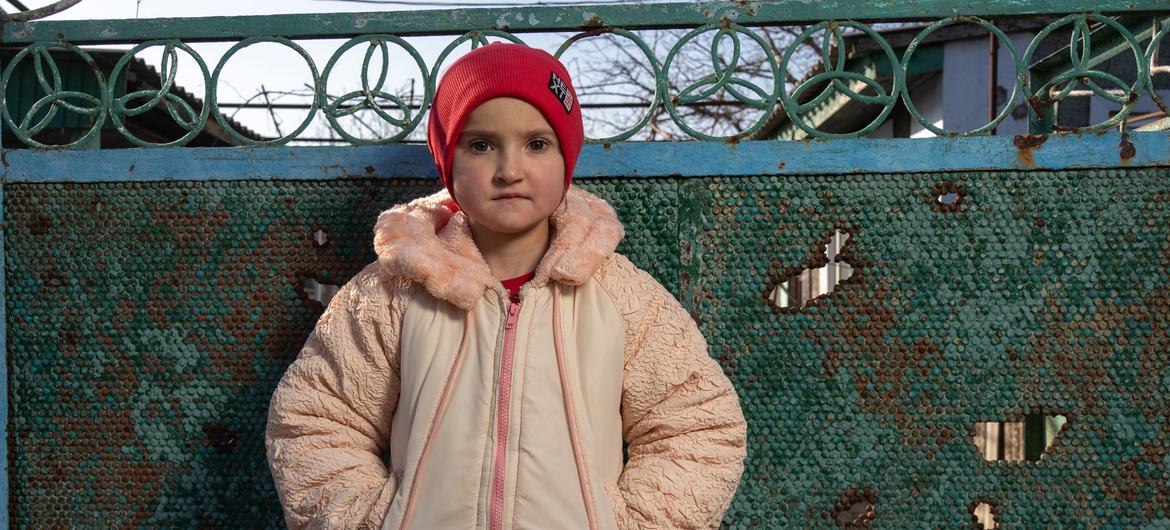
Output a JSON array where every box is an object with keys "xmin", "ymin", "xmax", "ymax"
[{"xmin": 494, "ymin": 148, "xmax": 524, "ymax": 182}]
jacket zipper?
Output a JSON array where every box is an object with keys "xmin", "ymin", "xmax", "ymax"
[{"xmin": 489, "ymin": 298, "xmax": 522, "ymax": 530}]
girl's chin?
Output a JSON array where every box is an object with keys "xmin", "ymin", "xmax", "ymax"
[{"xmin": 470, "ymin": 218, "xmax": 550, "ymax": 237}]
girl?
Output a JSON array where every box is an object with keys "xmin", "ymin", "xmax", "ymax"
[{"xmin": 266, "ymin": 42, "xmax": 746, "ymax": 530}]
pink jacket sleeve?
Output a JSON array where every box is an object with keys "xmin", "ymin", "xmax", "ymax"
[
  {"xmin": 265, "ymin": 264, "xmax": 404, "ymax": 529},
  {"xmin": 602, "ymin": 259, "xmax": 748, "ymax": 529}
]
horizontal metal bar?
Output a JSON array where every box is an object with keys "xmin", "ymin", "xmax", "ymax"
[
  {"xmin": 1136, "ymin": 116, "xmax": 1170, "ymax": 130},
  {"xmin": 6, "ymin": 1, "xmax": 1170, "ymax": 44},
  {"xmin": 3, "ymin": 132, "xmax": 1166, "ymax": 182}
]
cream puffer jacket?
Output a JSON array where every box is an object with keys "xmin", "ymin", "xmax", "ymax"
[{"xmin": 266, "ymin": 187, "xmax": 747, "ymax": 530}]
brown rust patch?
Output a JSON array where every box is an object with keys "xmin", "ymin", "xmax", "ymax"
[
  {"xmin": 1119, "ymin": 132, "xmax": 1136, "ymax": 165},
  {"xmin": 1013, "ymin": 134, "xmax": 1048, "ymax": 168},
  {"xmin": 828, "ymin": 488, "xmax": 877, "ymax": 527}
]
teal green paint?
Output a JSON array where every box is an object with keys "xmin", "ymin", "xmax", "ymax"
[
  {"xmin": 7, "ymin": 2, "xmax": 1170, "ymax": 44},
  {"xmin": 1029, "ymin": 15, "xmax": 1160, "ymax": 84},
  {"xmin": 5, "ymin": 133, "xmax": 1170, "ymax": 182},
  {"xmin": 3, "ymin": 2, "xmax": 1170, "ymax": 527},
  {"xmin": 8, "ymin": 169, "xmax": 1169, "ymax": 526},
  {"xmin": 1026, "ymin": 15, "xmax": 1164, "ymax": 132},
  {"xmin": 4, "ymin": 9, "xmax": 1170, "ymax": 146},
  {"xmin": 0, "ymin": 181, "xmax": 8, "ymax": 530}
]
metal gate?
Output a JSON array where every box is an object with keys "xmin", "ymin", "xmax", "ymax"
[{"xmin": 3, "ymin": 1, "xmax": 1170, "ymax": 528}]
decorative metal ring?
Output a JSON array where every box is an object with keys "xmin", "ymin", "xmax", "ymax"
[
  {"xmin": 1023, "ymin": 14, "xmax": 1146, "ymax": 131},
  {"xmin": 779, "ymin": 21, "xmax": 902, "ymax": 139},
  {"xmin": 320, "ymin": 34, "xmax": 430, "ymax": 144},
  {"xmin": 427, "ymin": 30, "xmax": 526, "ymax": 101},
  {"xmin": 903, "ymin": 17, "xmax": 1023, "ymax": 136},
  {"xmin": 209, "ymin": 36, "xmax": 322, "ymax": 146},
  {"xmin": 0, "ymin": 42, "xmax": 107, "ymax": 148},
  {"xmin": 661, "ymin": 22, "xmax": 780, "ymax": 141},
  {"xmin": 1145, "ymin": 20, "xmax": 1170, "ymax": 117},
  {"xmin": 556, "ymin": 27, "xmax": 662, "ymax": 143},
  {"xmin": 109, "ymin": 40, "xmax": 212, "ymax": 147}
]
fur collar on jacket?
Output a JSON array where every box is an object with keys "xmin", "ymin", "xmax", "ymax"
[{"xmin": 373, "ymin": 187, "xmax": 625, "ymax": 310}]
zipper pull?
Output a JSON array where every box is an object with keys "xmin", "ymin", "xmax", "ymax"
[{"xmin": 505, "ymin": 302, "xmax": 520, "ymax": 330}]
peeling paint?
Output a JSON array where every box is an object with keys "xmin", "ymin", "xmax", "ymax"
[
  {"xmin": 11, "ymin": 22, "xmax": 33, "ymax": 38},
  {"xmin": 582, "ymin": 11, "xmax": 604, "ymax": 27},
  {"xmin": 1013, "ymin": 134, "xmax": 1048, "ymax": 168},
  {"xmin": 496, "ymin": 13, "xmax": 509, "ymax": 28},
  {"xmin": 528, "ymin": 14, "xmax": 539, "ymax": 25},
  {"xmin": 354, "ymin": 15, "xmax": 368, "ymax": 30}
]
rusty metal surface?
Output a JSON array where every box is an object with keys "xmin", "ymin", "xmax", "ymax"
[{"xmin": 4, "ymin": 168, "xmax": 1169, "ymax": 526}]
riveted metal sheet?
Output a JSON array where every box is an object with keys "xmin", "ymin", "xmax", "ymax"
[
  {"xmin": 4, "ymin": 168, "xmax": 1170, "ymax": 527},
  {"xmin": 696, "ymin": 170, "xmax": 1170, "ymax": 528}
]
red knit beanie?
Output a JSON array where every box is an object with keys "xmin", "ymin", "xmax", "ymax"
[{"xmin": 427, "ymin": 42, "xmax": 584, "ymax": 201}]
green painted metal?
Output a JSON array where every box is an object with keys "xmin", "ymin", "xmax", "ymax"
[
  {"xmin": 1025, "ymin": 14, "xmax": 1154, "ymax": 133},
  {"xmin": 905, "ymin": 17, "xmax": 1023, "ymax": 136},
  {"xmin": 4, "ymin": 4, "xmax": 1170, "ymax": 147},
  {"xmin": 6, "ymin": 1, "xmax": 1169, "ymax": 44},
  {"xmin": 6, "ymin": 167, "xmax": 1170, "ymax": 527},
  {"xmin": 4, "ymin": 2, "xmax": 1170, "ymax": 528},
  {"xmin": 5, "ymin": 132, "xmax": 1169, "ymax": 182}
]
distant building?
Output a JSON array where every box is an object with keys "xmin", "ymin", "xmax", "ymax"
[
  {"xmin": 755, "ymin": 19, "xmax": 1170, "ymax": 140},
  {"xmin": 1, "ymin": 47, "xmax": 264, "ymax": 148}
]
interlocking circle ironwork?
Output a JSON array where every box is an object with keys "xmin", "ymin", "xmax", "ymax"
[
  {"xmin": 779, "ymin": 21, "xmax": 903, "ymax": 139},
  {"xmin": 109, "ymin": 40, "xmax": 212, "ymax": 147},
  {"xmin": 1023, "ymin": 14, "xmax": 1147, "ymax": 131},
  {"xmin": 661, "ymin": 23, "xmax": 781, "ymax": 141},
  {"xmin": 1, "ymin": 42, "xmax": 107, "ymax": 148},
  {"xmin": 7, "ymin": 10, "xmax": 1170, "ymax": 148},
  {"xmin": 321, "ymin": 35, "xmax": 431, "ymax": 145}
]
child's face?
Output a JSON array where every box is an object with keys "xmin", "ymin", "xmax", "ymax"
[{"xmin": 451, "ymin": 97, "xmax": 566, "ymax": 239}]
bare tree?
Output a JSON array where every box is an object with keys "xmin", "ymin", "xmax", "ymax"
[{"xmin": 561, "ymin": 25, "xmax": 825, "ymax": 140}]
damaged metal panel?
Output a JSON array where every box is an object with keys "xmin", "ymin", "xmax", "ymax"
[{"xmin": 5, "ymin": 163, "xmax": 1170, "ymax": 527}]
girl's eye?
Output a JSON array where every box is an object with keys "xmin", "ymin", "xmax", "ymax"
[
  {"xmin": 529, "ymin": 139, "xmax": 549, "ymax": 151},
  {"xmin": 469, "ymin": 140, "xmax": 491, "ymax": 152}
]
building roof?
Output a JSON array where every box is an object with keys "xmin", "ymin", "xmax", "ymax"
[{"xmin": 1, "ymin": 46, "xmax": 265, "ymax": 147}]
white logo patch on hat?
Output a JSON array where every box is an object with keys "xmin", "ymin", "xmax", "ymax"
[{"xmin": 548, "ymin": 71, "xmax": 574, "ymax": 113}]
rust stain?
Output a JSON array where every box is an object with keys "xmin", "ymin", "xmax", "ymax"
[
  {"xmin": 1119, "ymin": 132, "xmax": 1136, "ymax": 165},
  {"xmin": 1013, "ymin": 134, "xmax": 1048, "ymax": 168}
]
